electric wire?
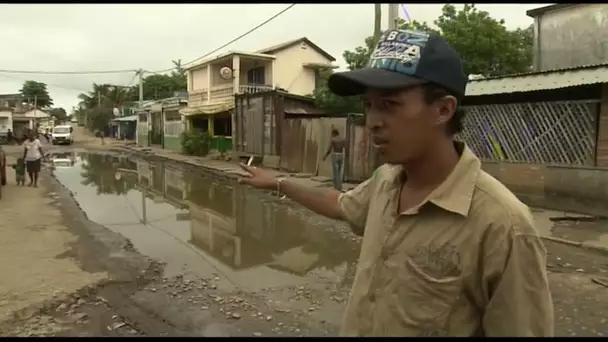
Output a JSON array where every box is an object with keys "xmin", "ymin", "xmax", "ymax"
[
  {"xmin": 0, "ymin": 68, "xmax": 137, "ymax": 75},
  {"xmin": 149, "ymin": 3, "xmax": 297, "ymax": 74}
]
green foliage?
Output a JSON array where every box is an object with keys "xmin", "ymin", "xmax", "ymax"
[
  {"xmin": 75, "ymin": 59, "xmax": 187, "ymax": 134},
  {"xmin": 435, "ymin": 4, "xmax": 533, "ymax": 76},
  {"xmin": 19, "ymin": 80, "xmax": 54, "ymax": 108},
  {"xmin": 180, "ymin": 130, "xmax": 210, "ymax": 156},
  {"xmin": 312, "ymin": 5, "xmax": 533, "ymax": 114},
  {"xmin": 48, "ymin": 107, "xmax": 68, "ymax": 122},
  {"xmin": 311, "ymin": 68, "xmax": 362, "ymax": 116},
  {"xmin": 85, "ymin": 107, "xmax": 114, "ymax": 135}
]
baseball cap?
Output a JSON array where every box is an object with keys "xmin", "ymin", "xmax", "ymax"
[{"xmin": 328, "ymin": 29, "xmax": 467, "ymax": 98}]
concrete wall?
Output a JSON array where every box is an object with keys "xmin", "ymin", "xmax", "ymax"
[
  {"xmin": 0, "ymin": 111, "xmax": 12, "ymax": 133},
  {"xmin": 535, "ymin": 4, "xmax": 608, "ymax": 70},
  {"xmin": 268, "ymin": 42, "xmax": 332, "ymax": 96},
  {"xmin": 483, "ymin": 162, "xmax": 608, "ymax": 217}
]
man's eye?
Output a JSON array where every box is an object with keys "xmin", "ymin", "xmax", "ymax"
[{"xmin": 382, "ymin": 100, "xmax": 398, "ymax": 108}]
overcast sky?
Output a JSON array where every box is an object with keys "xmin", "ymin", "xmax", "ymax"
[{"xmin": 0, "ymin": 3, "xmax": 548, "ymax": 112}]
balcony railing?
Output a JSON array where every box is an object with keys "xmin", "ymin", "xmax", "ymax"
[
  {"xmin": 189, "ymin": 84, "xmax": 274, "ymax": 107},
  {"xmin": 238, "ymin": 84, "xmax": 273, "ymax": 94}
]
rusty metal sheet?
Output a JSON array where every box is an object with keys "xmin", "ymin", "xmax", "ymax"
[
  {"xmin": 345, "ymin": 117, "xmax": 372, "ymax": 182},
  {"xmin": 279, "ymin": 117, "xmax": 347, "ymax": 177}
]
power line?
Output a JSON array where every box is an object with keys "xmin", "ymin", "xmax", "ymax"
[
  {"xmin": 150, "ymin": 3, "xmax": 297, "ymax": 74},
  {"xmin": 0, "ymin": 5, "xmax": 296, "ymax": 78},
  {"xmin": 0, "ymin": 68, "xmax": 137, "ymax": 75}
]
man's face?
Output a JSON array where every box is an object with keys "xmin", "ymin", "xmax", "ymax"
[{"xmin": 361, "ymin": 86, "xmax": 455, "ymax": 165}]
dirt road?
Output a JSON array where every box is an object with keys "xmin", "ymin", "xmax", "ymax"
[{"xmin": 1, "ymin": 135, "xmax": 608, "ymax": 336}]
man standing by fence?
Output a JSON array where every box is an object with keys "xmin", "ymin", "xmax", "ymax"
[{"xmin": 322, "ymin": 128, "xmax": 346, "ymax": 191}]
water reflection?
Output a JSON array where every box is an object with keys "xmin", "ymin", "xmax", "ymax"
[
  {"xmin": 54, "ymin": 153, "xmax": 359, "ymax": 289},
  {"xmin": 80, "ymin": 153, "xmax": 138, "ymax": 195},
  {"xmin": 184, "ymin": 172, "xmax": 358, "ymax": 276},
  {"xmin": 49, "ymin": 151, "xmax": 76, "ymax": 168}
]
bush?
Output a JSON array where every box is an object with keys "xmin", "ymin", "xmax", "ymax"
[{"xmin": 180, "ymin": 130, "xmax": 210, "ymax": 156}]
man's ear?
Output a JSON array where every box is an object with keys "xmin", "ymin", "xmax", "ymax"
[{"xmin": 435, "ymin": 95, "xmax": 457, "ymax": 126}]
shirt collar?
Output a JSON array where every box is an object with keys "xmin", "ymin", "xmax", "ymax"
[{"xmin": 389, "ymin": 142, "xmax": 481, "ymax": 217}]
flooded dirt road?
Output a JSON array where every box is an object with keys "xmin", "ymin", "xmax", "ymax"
[
  {"xmin": 29, "ymin": 151, "xmax": 360, "ymax": 336},
  {"xmin": 4, "ymin": 148, "xmax": 608, "ymax": 336}
]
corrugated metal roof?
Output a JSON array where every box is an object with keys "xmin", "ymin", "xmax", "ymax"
[
  {"xmin": 112, "ymin": 115, "xmax": 137, "ymax": 122},
  {"xmin": 466, "ymin": 63, "xmax": 608, "ymax": 97}
]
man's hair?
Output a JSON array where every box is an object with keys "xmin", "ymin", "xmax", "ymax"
[
  {"xmin": 331, "ymin": 128, "xmax": 339, "ymax": 136},
  {"xmin": 421, "ymin": 83, "xmax": 465, "ymax": 135}
]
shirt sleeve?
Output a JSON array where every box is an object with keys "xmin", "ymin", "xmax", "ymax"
[
  {"xmin": 338, "ymin": 177, "xmax": 375, "ymax": 236},
  {"xmin": 482, "ymin": 231, "xmax": 554, "ymax": 336}
]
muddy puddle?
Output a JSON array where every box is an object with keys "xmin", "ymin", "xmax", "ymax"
[
  {"xmin": 531, "ymin": 208, "xmax": 608, "ymax": 249},
  {"xmin": 49, "ymin": 151, "xmax": 360, "ymax": 292}
]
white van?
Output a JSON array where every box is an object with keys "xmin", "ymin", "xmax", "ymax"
[{"xmin": 51, "ymin": 125, "xmax": 74, "ymax": 145}]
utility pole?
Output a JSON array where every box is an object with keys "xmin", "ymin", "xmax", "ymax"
[
  {"xmin": 388, "ymin": 4, "xmax": 399, "ymax": 30},
  {"xmin": 33, "ymin": 95, "xmax": 37, "ymax": 131},
  {"xmin": 374, "ymin": 4, "xmax": 382, "ymax": 38},
  {"xmin": 97, "ymin": 91, "xmax": 101, "ymax": 107},
  {"xmin": 137, "ymin": 69, "xmax": 144, "ymax": 106}
]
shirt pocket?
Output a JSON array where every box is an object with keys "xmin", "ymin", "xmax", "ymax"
[{"xmin": 388, "ymin": 257, "xmax": 462, "ymax": 330}]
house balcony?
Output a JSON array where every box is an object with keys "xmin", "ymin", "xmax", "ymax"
[
  {"xmin": 187, "ymin": 53, "xmax": 275, "ymax": 108},
  {"xmin": 188, "ymin": 84, "xmax": 274, "ymax": 108}
]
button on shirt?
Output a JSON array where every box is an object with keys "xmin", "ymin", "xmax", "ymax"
[{"xmin": 337, "ymin": 142, "xmax": 554, "ymax": 337}]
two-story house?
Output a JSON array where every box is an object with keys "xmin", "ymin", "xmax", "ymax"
[
  {"xmin": 180, "ymin": 37, "xmax": 336, "ymax": 151},
  {"xmin": 527, "ymin": 4, "xmax": 608, "ymax": 71}
]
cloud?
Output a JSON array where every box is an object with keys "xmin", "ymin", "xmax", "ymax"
[{"xmin": 0, "ymin": 4, "xmax": 543, "ymax": 111}]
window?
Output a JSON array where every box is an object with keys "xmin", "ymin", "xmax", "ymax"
[
  {"xmin": 53, "ymin": 127, "xmax": 70, "ymax": 134},
  {"xmin": 247, "ymin": 67, "xmax": 265, "ymax": 85}
]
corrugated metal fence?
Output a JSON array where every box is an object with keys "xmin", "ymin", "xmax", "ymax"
[
  {"xmin": 280, "ymin": 117, "xmax": 347, "ymax": 178},
  {"xmin": 460, "ymin": 100, "xmax": 598, "ymax": 166}
]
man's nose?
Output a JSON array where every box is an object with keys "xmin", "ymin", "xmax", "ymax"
[{"xmin": 365, "ymin": 110, "xmax": 383, "ymax": 130}]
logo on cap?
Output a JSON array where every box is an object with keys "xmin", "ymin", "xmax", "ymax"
[{"xmin": 369, "ymin": 30, "xmax": 430, "ymax": 76}]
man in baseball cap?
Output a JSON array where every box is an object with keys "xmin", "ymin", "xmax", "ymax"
[{"xmin": 238, "ymin": 29, "xmax": 553, "ymax": 336}]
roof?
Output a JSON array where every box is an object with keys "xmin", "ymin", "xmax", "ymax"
[
  {"xmin": 526, "ymin": 4, "xmax": 580, "ymax": 17},
  {"xmin": 0, "ymin": 93, "xmax": 20, "ymax": 100},
  {"xmin": 257, "ymin": 37, "xmax": 336, "ymax": 62},
  {"xmin": 465, "ymin": 63, "xmax": 608, "ymax": 97}
]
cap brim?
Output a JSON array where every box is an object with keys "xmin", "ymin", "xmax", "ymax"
[{"xmin": 327, "ymin": 68, "xmax": 427, "ymax": 97}]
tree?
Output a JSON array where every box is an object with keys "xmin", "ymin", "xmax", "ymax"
[
  {"xmin": 49, "ymin": 107, "xmax": 68, "ymax": 122},
  {"xmin": 19, "ymin": 80, "xmax": 54, "ymax": 108},
  {"xmin": 435, "ymin": 4, "xmax": 533, "ymax": 76}
]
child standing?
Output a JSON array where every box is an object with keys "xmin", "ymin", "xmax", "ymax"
[{"xmin": 12, "ymin": 158, "xmax": 26, "ymax": 186}]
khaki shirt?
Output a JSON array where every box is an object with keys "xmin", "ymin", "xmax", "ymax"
[{"xmin": 338, "ymin": 143, "xmax": 553, "ymax": 337}]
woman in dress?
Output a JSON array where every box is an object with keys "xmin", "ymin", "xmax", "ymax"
[{"xmin": 23, "ymin": 132, "xmax": 44, "ymax": 187}]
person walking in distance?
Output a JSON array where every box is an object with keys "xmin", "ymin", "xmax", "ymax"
[
  {"xmin": 23, "ymin": 132, "xmax": 44, "ymax": 187},
  {"xmin": 237, "ymin": 29, "xmax": 553, "ymax": 337},
  {"xmin": 322, "ymin": 128, "xmax": 347, "ymax": 191}
]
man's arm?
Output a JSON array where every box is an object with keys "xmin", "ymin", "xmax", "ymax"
[
  {"xmin": 279, "ymin": 177, "xmax": 374, "ymax": 235},
  {"xmin": 278, "ymin": 180, "xmax": 342, "ymax": 219},
  {"xmin": 482, "ymin": 229, "xmax": 554, "ymax": 336},
  {"xmin": 322, "ymin": 143, "xmax": 332, "ymax": 161}
]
